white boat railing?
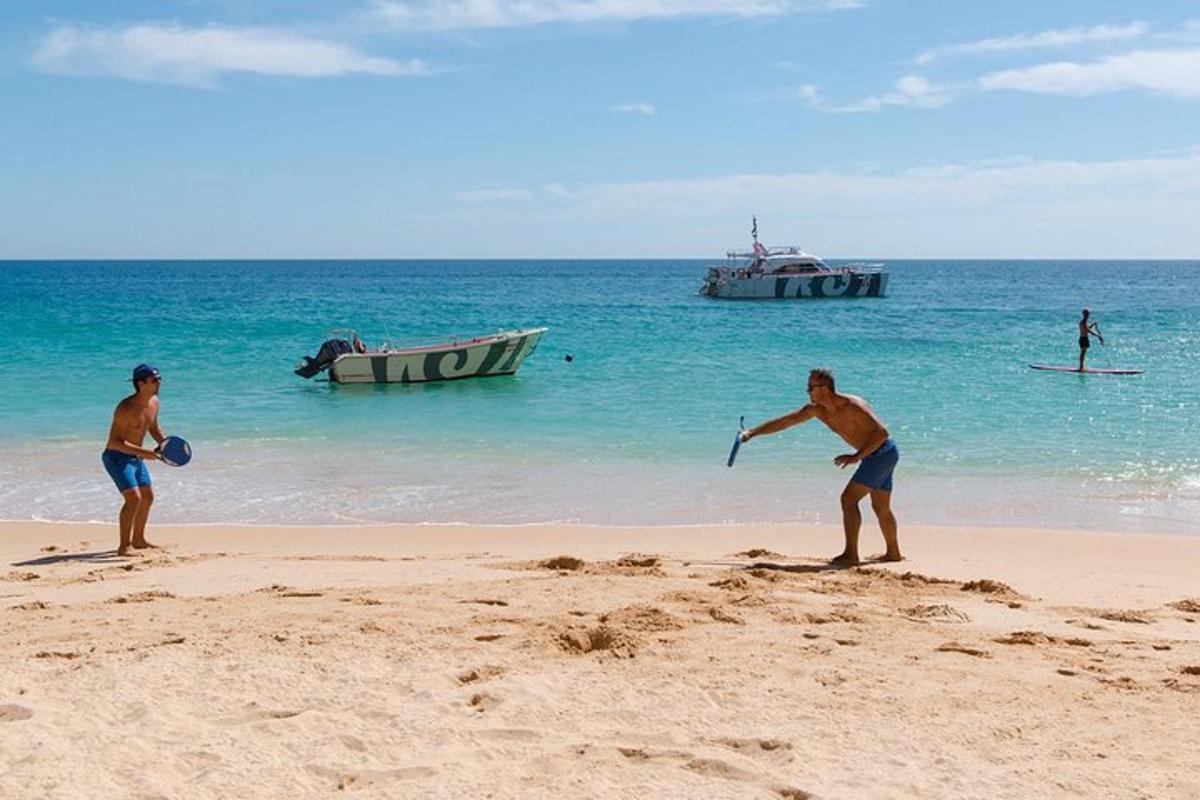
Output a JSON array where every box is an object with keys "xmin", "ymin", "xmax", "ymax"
[{"xmin": 331, "ymin": 327, "xmax": 545, "ymax": 355}]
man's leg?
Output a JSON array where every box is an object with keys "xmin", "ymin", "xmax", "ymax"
[
  {"xmin": 836, "ymin": 481, "xmax": 872, "ymax": 565},
  {"xmin": 870, "ymin": 489, "xmax": 902, "ymax": 561},
  {"xmin": 131, "ymin": 484, "xmax": 158, "ymax": 549},
  {"xmin": 1079, "ymin": 343, "xmax": 1087, "ymax": 371},
  {"xmin": 117, "ymin": 488, "xmax": 141, "ymax": 556}
]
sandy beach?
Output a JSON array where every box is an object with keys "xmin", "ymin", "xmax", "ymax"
[{"xmin": 1, "ymin": 521, "xmax": 1197, "ymax": 799}]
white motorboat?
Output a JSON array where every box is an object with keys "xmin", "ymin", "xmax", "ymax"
[
  {"xmin": 296, "ymin": 327, "xmax": 548, "ymax": 384},
  {"xmin": 700, "ymin": 219, "xmax": 888, "ymax": 299}
]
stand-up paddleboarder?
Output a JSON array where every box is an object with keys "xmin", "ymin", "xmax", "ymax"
[{"xmin": 1078, "ymin": 308, "xmax": 1104, "ymax": 371}]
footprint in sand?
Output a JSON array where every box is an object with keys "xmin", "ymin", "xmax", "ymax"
[
  {"xmin": 683, "ymin": 758, "xmax": 812, "ymax": 799},
  {"xmin": 468, "ymin": 692, "xmax": 501, "ymax": 712},
  {"xmin": 221, "ymin": 702, "xmax": 303, "ymax": 725},
  {"xmin": 710, "ymin": 737, "xmax": 795, "ymax": 764},
  {"xmin": 1094, "ymin": 608, "xmax": 1155, "ymax": 624},
  {"xmin": 11, "ymin": 601, "xmax": 49, "ymax": 611},
  {"xmin": 34, "ymin": 650, "xmax": 82, "ymax": 660},
  {"xmin": 903, "ymin": 604, "xmax": 970, "ymax": 624},
  {"xmin": 936, "ymin": 641, "xmax": 991, "ymax": 658},
  {"xmin": 708, "ymin": 606, "xmax": 744, "ymax": 625},
  {"xmin": 457, "ymin": 665, "xmax": 507, "ymax": 685},
  {"xmin": 616, "ymin": 746, "xmax": 694, "ymax": 763},
  {"xmin": 0, "ymin": 704, "xmax": 33, "ymax": 722}
]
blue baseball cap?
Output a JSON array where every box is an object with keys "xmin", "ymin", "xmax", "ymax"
[{"xmin": 132, "ymin": 363, "xmax": 161, "ymax": 381}]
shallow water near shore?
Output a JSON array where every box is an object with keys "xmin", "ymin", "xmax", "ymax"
[{"xmin": 1, "ymin": 259, "xmax": 1198, "ymax": 533}]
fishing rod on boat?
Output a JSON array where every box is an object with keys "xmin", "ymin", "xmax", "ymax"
[{"xmin": 376, "ymin": 315, "xmax": 394, "ymax": 349}]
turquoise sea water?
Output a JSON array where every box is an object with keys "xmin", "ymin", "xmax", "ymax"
[{"xmin": 1, "ymin": 259, "xmax": 1198, "ymax": 533}]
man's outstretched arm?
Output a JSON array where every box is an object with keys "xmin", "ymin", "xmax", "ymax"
[{"xmin": 742, "ymin": 405, "xmax": 817, "ymax": 441}]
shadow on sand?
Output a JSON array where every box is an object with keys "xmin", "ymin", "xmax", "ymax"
[
  {"xmin": 683, "ymin": 556, "xmax": 900, "ymax": 573},
  {"xmin": 12, "ymin": 550, "xmax": 130, "ymax": 567}
]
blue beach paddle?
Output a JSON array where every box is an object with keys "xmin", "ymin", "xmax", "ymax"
[
  {"xmin": 726, "ymin": 416, "xmax": 746, "ymax": 467},
  {"xmin": 156, "ymin": 435, "xmax": 192, "ymax": 467}
]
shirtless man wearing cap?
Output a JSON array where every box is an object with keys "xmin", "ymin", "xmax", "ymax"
[
  {"xmin": 740, "ymin": 368, "xmax": 901, "ymax": 566},
  {"xmin": 101, "ymin": 364, "xmax": 166, "ymax": 555}
]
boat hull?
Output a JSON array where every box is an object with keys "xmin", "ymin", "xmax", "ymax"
[
  {"xmin": 704, "ymin": 271, "xmax": 888, "ymax": 299},
  {"xmin": 329, "ymin": 328, "xmax": 546, "ymax": 384}
]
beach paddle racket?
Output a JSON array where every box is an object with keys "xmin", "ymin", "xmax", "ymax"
[
  {"xmin": 726, "ymin": 416, "xmax": 746, "ymax": 467},
  {"xmin": 156, "ymin": 435, "xmax": 192, "ymax": 467}
]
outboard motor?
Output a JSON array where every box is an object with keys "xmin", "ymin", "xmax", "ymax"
[{"xmin": 295, "ymin": 338, "xmax": 353, "ymax": 379}]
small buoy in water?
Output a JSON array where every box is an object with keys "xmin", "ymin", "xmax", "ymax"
[{"xmin": 565, "ymin": 354, "xmax": 574, "ymax": 363}]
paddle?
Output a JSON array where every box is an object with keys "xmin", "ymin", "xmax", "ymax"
[
  {"xmin": 156, "ymin": 435, "xmax": 192, "ymax": 467},
  {"xmin": 726, "ymin": 416, "xmax": 746, "ymax": 467}
]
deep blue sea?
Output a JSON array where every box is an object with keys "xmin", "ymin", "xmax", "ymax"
[{"xmin": 1, "ymin": 259, "xmax": 1197, "ymax": 533}]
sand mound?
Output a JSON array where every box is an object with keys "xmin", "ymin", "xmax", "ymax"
[
  {"xmin": 540, "ymin": 555, "xmax": 585, "ymax": 571},
  {"xmin": 961, "ymin": 579, "xmax": 1017, "ymax": 595},
  {"xmin": 556, "ymin": 624, "xmax": 637, "ymax": 657},
  {"xmin": 734, "ymin": 549, "xmax": 787, "ymax": 560},
  {"xmin": 615, "ymin": 554, "xmax": 662, "ymax": 568},
  {"xmin": 598, "ymin": 604, "xmax": 684, "ymax": 632},
  {"xmin": 107, "ymin": 590, "xmax": 175, "ymax": 604}
]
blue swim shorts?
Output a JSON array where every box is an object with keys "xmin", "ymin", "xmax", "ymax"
[
  {"xmin": 101, "ymin": 449, "xmax": 152, "ymax": 493},
  {"xmin": 850, "ymin": 439, "xmax": 899, "ymax": 492}
]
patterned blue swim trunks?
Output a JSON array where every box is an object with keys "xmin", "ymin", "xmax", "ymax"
[{"xmin": 850, "ymin": 439, "xmax": 899, "ymax": 492}]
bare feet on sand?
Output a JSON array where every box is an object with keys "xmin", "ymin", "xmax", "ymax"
[
  {"xmin": 830, "ymin": 552, "xmax": 861, "ymax": 567},
  {"xmin": 875, "ymin": 551, "xmax": 904, "ymax": 563},
  {"xmin": 116, "ymin": 546, "xmax": 142, "ymax": 557},
  {"xmin": 131, "ymin": 540, "xmax": 161, "ymax": 550}
]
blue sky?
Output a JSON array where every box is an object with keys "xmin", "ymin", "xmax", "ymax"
[{"xmin": 3, "ymin": 0, "xmax": 1200, "ymax": 258}]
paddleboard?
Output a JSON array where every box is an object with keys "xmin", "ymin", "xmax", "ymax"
[{"xmin": 1028, "ymin": 364, "xmax": 1144, "ymax": 375}]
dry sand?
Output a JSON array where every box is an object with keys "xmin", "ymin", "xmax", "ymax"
[{"xmin": 1, "ymin": 521, "xmax": 1198, "ymax": 799}]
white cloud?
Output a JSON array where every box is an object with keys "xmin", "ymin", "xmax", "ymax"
[
  {"xmin": 916, "ymin": 22, "xmax": 1148, "ymax": 65},
  {"xmin": 811, "ymin": 75, "xmax": 952, "ymax": 113},
  {"xmin": 613, "ymin": 102, "xmax": 655, "ymax": 115},
  {"xmin": 453, "ymin": 188, "xmax": 533, "ymax": 202},
  {"xmin": 448, "ymin": 149, "xmax": 1200, "ymax": 257},
  {"xmin": 31, "ymin": 23, "xmax": 430, "ymax": 87},
  {"xmin": 364, "ymin": 0, "xmax": 861, "ymax": 31},
  {"xmin": 979, "ymin": 48, "xmax": 1200, "ymax": 98}
]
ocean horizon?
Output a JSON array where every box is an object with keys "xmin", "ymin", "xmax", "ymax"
[{"xmin": 2, "ymin": 258, "xmax": 1197, "ymax": 534}]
